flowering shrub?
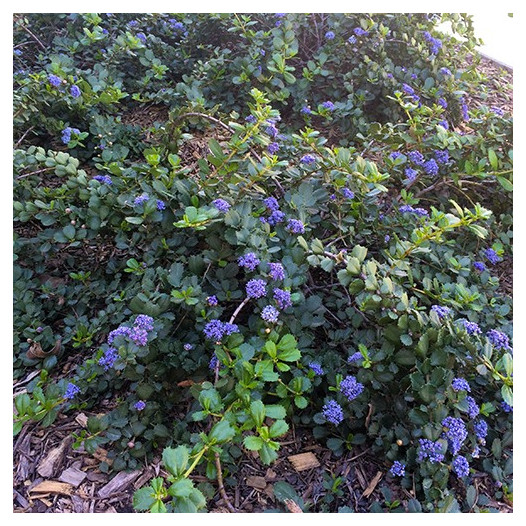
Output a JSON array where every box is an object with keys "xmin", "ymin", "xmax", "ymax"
[{"xmin": 13, "ymin": 13, "xmax": 512, "ymax": 513}]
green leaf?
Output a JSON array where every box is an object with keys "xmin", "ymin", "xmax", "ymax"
[
  {"xmin": 294, "ymin": 396, "xmax": 308, "ymax": 409},
  {"xmin": 488, "ymin": 149, "xmax": 498, "ymax": 170},
  {"xmin": 126, "ymin": 216, "xmax": 144, "ymax": 225},
  {"xmin": 269, "ymin": 420, "xmax": 289, "ymax": 438},
  {"xmin": 497, "ymin": 175, "xmax": 513, "ymax": 191},
  {"xmin": 209, "ymin": 420, "xmax": 236, "ymax": 443},
  {"xmin": 162, "ymin": 445, "xmax": 189, "ymax": 477},
  {"xmin": 168, "ymin": 479, "xmax": 194, "ymax": 498},
  {"xmin": 243, "ymin": 435, "xmax": 264, "ymax": 451},
  {"xmin": 265, "ymin": 404, "xmax": 287, "ymax": 419},
  {"xmin": 273, "ymin": 481, "xmax": 301, "ymax": 504},
  {"xmin": 133, "ymin": 486, "xmax": 157, "ymax": 511},
  {"xmin": 250, "ymin": 400, "xmax": 266, "ymax": 427},
  {"xmin": 501, "ymin": 385, "xmax": 513, "ymax": 407},
  {"xmin": 259, "ymin": 442, "xmax": 278, "ymax": 465},
  {"xmin": 208, "ymin": 139, "xmax": 225, "ymax": 160},
  {"xmin": 15, "ymin": 393, "xmax": 31, "ymax": 415}
]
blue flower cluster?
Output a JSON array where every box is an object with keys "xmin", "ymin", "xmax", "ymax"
[
  {"xmin": 246, "ymin": 279, "xmax": 267, "ymax": 299},
  {"xmin": 339, "ymin": 375, "xmax": 364, "ymax": 401},
  {"xmin": 466, "ymin": 396, "xmax": 480, "ymax": 419},
  {"xmin": 417, "ymin": 439, "xmax": 445, "ymax": 463},
  {"xmin": 473, "ymin": 261, "xmax": 486, "ymax": 272},
  {"xmin": 434, "ymin": 150, "xmax": 449, "ymax": 164},
  {"xmin": 408, "ymin": 151, "xmax": 425, "ymax": 165},
  {"xmin": 484, "ymin": 248, "xmax": 502, "ymax": 265},
  {"xmin": 107, "ymin": 315, "xmax": 155, "ymax": 348},
  {"xmin": 61, "ymin": 127, "xmax": 80, "ymax": 144},
  {"xmin": 238, "ymin": 252, "xmax": 260, "ymax": 271},
  {"xmin": 93, "ymin": 175, "xmax": 112, "ymax": 185},
  {"xmin": 70, "ymin": 85, "xmax": 81, "ymax": 98},
  {"xmin": 156, "ymin": 199, "xmax": 166, "ymax": 211},
  {"xmin": 287, "ymin": 219, "xmax": 305, "ymax": 234},
  {"xmin": 322, "ymin": 400, "xmax": 344, "ymax": 425},
  {"xmin": 486, "ymin": 329, "xmax": 511, "ymax": 351},
  {"xmin": 134, "ymin": 400, "xmax": 146, "ymax": 411},
  {"xmin": 267, "ymin": 142, "xmax": 280, "ymax": 155},
  {"xmin": 423, "ymin": 31, "xmax": 442, "ymax": 55},
  {"xmin": 452, "ymin": 455, "xmax": 469, "ymax": 477},
  {"xmin": 321, "ymin": 101, "xmax": 335, "ymax": 111},
  {"xmin": 209, "ymin": 353, "xmax": 219, "ymax": 371},
  {"xmin": 261, "ymin": 305, "xmax": 279, "ymax": 323},
  {"xmin": 474, "ymin": 418, "xmax": 488, "ymax": 444},
  {"xmin": 48, "ymin": 74, "xmax": 62, "ymax": 88},
  {"xmin": 206, "ymin": 295, "xmax": 218, "ymax": 307},
  {"xmin": 389, "ymin": 461, "xmax": 406, "ymax": 477},
  {"xmin": 268, "ymin": 262, "xmax": 285, "ymax": 281},
  {"xmin": 399, "ymin": 205, "xmax": 429, "ymax": 217},
  {"xmin": 437, "ymin": 97, "xmax": 448, "ymax": 109},
  {"xmin": 462, "ymin": 320, "xmax": 481, "ymax": 335},
  {"xmin": 203, "ymin": 319, "xmax": 239, "ymax": 341},
  {"xmin": 308, "ymin": 362, "xmax": 324, "ymax": 375},
  {"xmin": 300, "ymin": 154, "xmax": 316, "ymax": 165},
  {"xmin": 451, "ymin": 377, "xmax": 471, "ymax": 392},
  {"xmin": 353, "ymin": 27, "xmax": 369, "ymax": 36},
  {"xmin": 347, "ymin": 351, "xmax": 363, "ymax": 364},
  {"xmin": 441, "ymin": 416, "xmax": 468, "ymax": 454},
  {"xmin": 405, "ymin": 167, "xmax": 418, "ymax": 181},
  {"xmin": 423, "ymin": 158, "xmax": 439, "ymax": 176},
  {"xmin": 99, "ymin": 347, "xmax": 118, "ymax": 370},
  {"xmin": 134, "ymin": 193, "xmax": 149, "ymax": 206},
  {"xmin": 325, "ymin": 31, "xmax": 335, "ymax": 40},
  {"xmin": 431, "ymin": 305, "xmax": 452, "ymax": 319},
  {"xmin": 501, "ymin": 401, "xmax": 513, "ymax": 413},
  {"xmin": 64, "ymin": 382, "xmax": 80, "ymax": 400},
  {"xmin": 261, "ymin": 196, "xmax": 286, "ymax": 225},
  {"xmin": 273, "ymin": 288, "xmax": 292, "ymax": 310},
  {"xmin": 341, "ymin": 187, "xmax": 354, "ymax": 199}
]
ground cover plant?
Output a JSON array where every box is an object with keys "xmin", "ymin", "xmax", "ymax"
[{"xmin": 13, "ymin": 13, "xmax": 512, "ymax": 513}]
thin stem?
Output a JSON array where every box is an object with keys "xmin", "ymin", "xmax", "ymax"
[{"xmin": 215, "ymin": 452, "xmax": 238, "ymax": 512}]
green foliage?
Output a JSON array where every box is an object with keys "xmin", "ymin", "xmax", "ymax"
[{"xmin": 13, "ymin": 12, "xmax": 512, "ymax": 513}]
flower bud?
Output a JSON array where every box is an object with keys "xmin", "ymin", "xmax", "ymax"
[
  {"xmin": 70, "ymin": 220, "xmax": 76, "ymax": 225},
  {"xmin": 65, "ymin": 207, "xmax": 72, "ymax": 214},
  {"xmin": 396, "ymin": 439, "xmax": 403, "ymax": 446},
  {"xmin": 127, "ymin": 441, "xmax": 135, "ymax": 449}
]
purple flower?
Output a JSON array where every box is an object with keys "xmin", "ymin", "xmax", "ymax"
[
  {"xmin": 223, "ymin": 323, "xmax": 239, "ymax": 336},
  {"xmin": 156, "ymin": 200, "xmax": 166, "ymax": 211},
  {"xmin": 301, "ymin": 106, "xmax": 312, "ymax": 115},
  {"xmin": 322, "ymin": 400, "xmax": 344, "ymax": 425},
  {"xmin": 209, "ymin": 354, "xmax": 219, "ymax": 371},
  {"xmin": 134, "ymin": 193, "xmax": 149, "ymax": 206},
  {"xmin": 439, "ymin": 120, "xmax": 449, "ymax": 129},
  {"xmin": 353, "ymin": 27, "xmax": 369, "ymax": 36},
  {"xmin": 348, "ymin": 35, "xmax": 357, "ymax": 44},
  {"xmin": 238, "ymin": 253, "xmax": 260, "ymax": 272},
  {"xmin": 64, "ymin": 382, "xmax": 80, "ymax": 400},
  {"xmin": 417, "ymin": 439, "xmax": 444, "ymax": 463},
  {"xmin": 130, "ymin": 326, "xmax": 149, "ymax": 346},
  {"xmin": 431, "ymin": 305, "xmax": 452, "ymax": 319},
  {"xmin": 434, "ymin": 150, "xmax": 449, "ymax": 164},
  {"xmin": 440, "ymin": 67, "xmax": 452, "ymax": 76},
  {"xmin": 93, "ymin": 175, "xmax": 112, "ymax": 185},
  {"xmin": 348, "ymin": 353, "xmax": 363, "ymax": 364},
  {"xmin": 48, "ymin": 74, "xmax": 62, "ymax": 88},
  {"xmin": 491, "ymin": 106, "xmax": 504, "ymax": 116},
  {"xmin": 134, "ymin": 400, "xmax": 146, "ymax": 411},
  {"xmin": 261, "ymin": 305, "xmax": 280, "ymax": 323},
  {"xmin": 267, "ymin": 142, "xmax": 280, "ymax": 154},
  {"xmin": 128, "ymin": 20, "xmax": 139, "ymax": 28},
  {"xmin": 408, "ymin": 151, "xmax": 425, "ymax": 165},
  {"xmin": 462, "ymin": 320, "xmax": 481, "ymax": 336},
  {"xmin": 246, "ymin": 279, "xmax": 267, "ymax": 299},
  {"xmin": 466, "ymin": 396, "xmax": 480, "ymax": 419},
  {"xmin": 203, "ymin": 320, "xmax": 239, "ymax": 341},
  {"xmin": 287, "ymin": 219, "xmax": 305, "ymax": 234},
  {"xmin": 265, "ymin": 122, "xmax": 279, "ymax": 138},
  {"xmin": 206, "ymin": 295, "xmax": 218, "ymax": 307},
  {"xmin": 183, "ymin": 343, "xmax": 193, "ymax": 351},
  {"xmin": 98, "ymin": 347, "xmax": 119, "ymax": 371},
  {"xmin": 300, "ymin": 154, "xmax": 316, "ymax": 165},
  {"xmin": 308, "ymin": 362, "xmax": 324, "ymax": 375},
  {"xmin": 340, "ymin": 375, "xmax": 364, "ymax": 401},
  {"xmin": 405, "ymin": 167, "xmax": 418, "ymax": 181},
  {"xmin": 501, "ymin": 401, "xmax": 513, "ymax": 413},
  {"xmin": 474, "ymin": 418, "xmax": 488, "ymax": 444},
  {"xmin": 325, "ymin": 31, "xmax": 335, "ymax": 40},
  {"xmin": 341, "ymin": 187, "xmax": 354, "ymax": 199},
  {"xmin": 245, "ymin": 115, "xmax": 257, "ymax": 124},
  {"xmin": 423, "ymin": 159, "xmax": 439, "ymax": 176},
  {"xmin": 136, "ymin": 32, "xmax": 146, "ymax": 43},
  {"xmin": 442, "ymin": 416, "xmax": 468, "ymax": 455},
  {"xmin": 402, "ymin": 84, "xmax": 415, "ymax": 96},
  {"xmin": 389, "ymin": 461, "xmax": 405, "ymax": 477},
  {"xmin": 461, "ymin": 98, "xmax": 469, "ymax": 121},
  {"xmin": 70, "ymin": 85, "xmax": 81, "ymax": 98},
  {"xmin": 486, "ymin": 329, "xmax": 511, "ymax": 351},
  {"xmin": 273, "ymin": 288, "xmax": 292, "ymax": 310},
  {"xmin": 389, "ymin": 151, "xmax": 402, "ymax": 160},
  {"xmin": 268, "ymin": 262, "xmax": 285, "ymax": 281},
  {"xmin": 212, "ymin": 199, "xmax": 231, "ymax": 213},
  {"xmin": 452, "ymin": 378, "xmax": 471, "ymax": 392},
  {"xmin": 268, "ymin": 210, "xmax": 285, "ymax": 225},
  {"xmin": 384, "ymin": 235, "xmax": 390, "ymax": 243},
  {"xmin": 484, "ymin": 248, "xmax": 502, "ymax": 265},
  {"xmin": 321, "ymin": 101, "xmax": 335, "ymax": 111},
  {"xmin": 452, "ymin": 455, "xmax": 469, "ymax": 477},
  {"xmin": 108, "ymin": 326, "xmax": 131, "ymax": 344},
  {"xmin": 61, "ymin": 127, "xmax": 80, "ymax": 145},
  {"xmin": 438, "ymin": 97, "xmax": 448, "ymax": 108},
  {"xmin": 134, "ymin": 315, "xmax": 154, "ymax": 331},
  {"xmin": 473, "ymin": 261, "xmax": 486, "ymax": 272},
  {"xmin": 263, "ymin": 196, "xmax": 280, "ymax": 211}
]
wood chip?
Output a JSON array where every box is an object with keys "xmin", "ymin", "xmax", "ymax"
[
  {"xmin": 37, "ymin": 438, "xmax": 72, "ymax": 478},
  {"xmin": 59, "ymin": 467, "xmax": 87, "ymax": 487},
  {"xmin": 75, "ymin": 413, "xmax": 88, "ymax": 427},
  {"xmin": 93, "ymin": 447, "xmax": 113, "ymax": 465},
  {"xmin": 362, "ymin": 471, "xmax": 383, "ymax": 498},
  {"xmin": 287, "ymin": 452, "xmax": 320, "ymax": 472},
  {"xmin": 284, "ymin": 499, "xmax": 303, "ymax": 513},
  {"xmin": 71, "ymin": 495, "xmax": 87, "ymax": 513},
  {"xmin": 30, "ymin": 481, "xmax": 73, "ymax": 496},
  {"xmin": 97, "ymin": 470, "xmax": 141, "ymax": 498},
  {"xmin": 246, "ymin": 476, "xmax": 267, "ymax": 490}
]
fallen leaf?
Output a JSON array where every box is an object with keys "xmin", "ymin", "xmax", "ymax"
[{"xmin": 362, "ymin": 471, "xmax": 383, "ymax": 498}]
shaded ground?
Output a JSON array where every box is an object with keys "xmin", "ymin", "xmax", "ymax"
[{"xmin": 13, "ymin": 54, "xmax": 513, "ymax": 513}]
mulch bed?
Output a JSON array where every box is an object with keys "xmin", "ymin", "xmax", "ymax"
[{"xmin": 13, "ymin": 52, "xmax": 513, "ymax": 513}]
